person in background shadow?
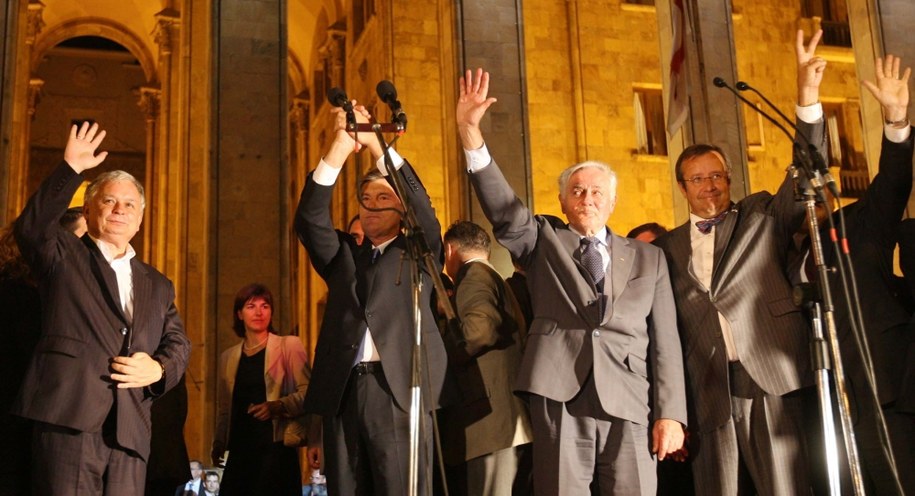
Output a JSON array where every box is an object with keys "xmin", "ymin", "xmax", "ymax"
[
  {"xmin": 626, "ymin": 223, "xmax": 667, "ymax": 243},
  {"xmin": 439, "ymin": 221, "xmax": 532, "ymax": 496}
]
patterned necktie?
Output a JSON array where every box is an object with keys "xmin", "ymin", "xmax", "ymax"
[
  {"xmin": 580, "ymin": 237, "xmax": 604, "ymax": 288},
  {"xmin": 695, "ymin": 209, "xmax": 729, "ymax": 234}
]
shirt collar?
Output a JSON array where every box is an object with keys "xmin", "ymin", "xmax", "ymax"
[
  {"xmin": 372, "ymin": 236, "xmax": 397, "ymax": 255},
  {"xmin": 88, "ymin": 234, "xmax": 136, "ymax": 264},
  {"xmin": 569, "ymin": 226, "xmax": 609, "ymax": 246}
]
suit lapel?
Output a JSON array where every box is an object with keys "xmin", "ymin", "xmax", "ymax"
[
  {"xmin": 608, "ymin": 234, "xmax": 634, "ymax": 315},
  {"xmin": 82, "ymin": 235, "xmax": 128, "ymax": 325},
  {"xmin": 130, "ymin": 260, "xmax": 149, "ymax": 329},
  {"xmin": 265, "ymin": 334, "xmax": 282, "ymax": 389},
  {"xmin": 667, "ymin": 224, "xmax": 705, "ymax": 290},
  {"xmin": 711, "ymin": 205, "xmax": 739, "ymax": 288}
]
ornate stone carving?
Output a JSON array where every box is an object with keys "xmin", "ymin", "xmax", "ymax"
[
  {"xmin": 290, "ymin": 93, "xmax": 310, "ymax": 132},
  {"xmin": 137, "ymin": 86, "xmax": 162, "ymax": 122},
  {"xmin": 26, "ymin": 0, "xmax": 46, "ymax": 45},
  {"xmin": 153, "ymin": 8, "xmax": 181, "ymax": 57},
  {"xmin": 27, "ymin": 78, "xmax": 44, "ymax": 118}
]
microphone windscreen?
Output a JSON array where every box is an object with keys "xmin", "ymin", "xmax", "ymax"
[
  {"xmin": 376, "ymin": 80, "xmax": 397, "ymax": 103},
  {"xmin": 327, "ymin": 87, "xmax": 348, "ymax": 108}
]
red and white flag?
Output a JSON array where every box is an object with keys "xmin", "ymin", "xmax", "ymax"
[{"xmin": 667, "ymin": 0, "xmax": 688, "ymax": 136}]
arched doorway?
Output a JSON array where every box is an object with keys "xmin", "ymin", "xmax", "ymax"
[{"xmin": 29, "ymin": 35, "xmax": 149, "ymax": 254}]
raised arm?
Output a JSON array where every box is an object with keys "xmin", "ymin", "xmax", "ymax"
[
  {"xmin": 15, "ymin": 122, "xmax": 108, "ymax": 276},
  {"xmin": 457, "ymin": 68, "xmax": 498, "ymax": 152},
  {"xmin": 294, "ymin": 107, "xmax": 366, "ymax": 275},
  {"xmin": 862, "ymin": 54, "xmax": 911, "ymax": 127}
]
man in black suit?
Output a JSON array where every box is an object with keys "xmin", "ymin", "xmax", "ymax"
[
  {"xmin": 295, "ymin": 104, "xmax": 449, "ymax": 495},
  {"xmin": 793, "ymin": 55, "xmax": 913, "ymax": 494},
  {"xmin": 13, "ymin": 122, "xmax": 190, "ymax": 495}
]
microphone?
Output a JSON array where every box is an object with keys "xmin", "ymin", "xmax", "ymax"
[
  {"xmin": 326, "ymin": 87, "xmax": 352, "ymax": 111},
  {"xmin": 712, "ymin": 76, "xmax": 826, "ymax": 192},
  {"xmin": 735, "ymin": 79, "xmax": 837, "ymax": 194},
  {"xmin": 326, "ymin": 87, "xmax": 357, "ymax": 132},
  {"xmin": 376, "ymin": 80, "xmax": 407, "ymax": 132}
]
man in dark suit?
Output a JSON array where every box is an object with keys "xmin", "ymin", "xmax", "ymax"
[
  {"xmin": 792, "ymin": 55, "xmax": 913, "ymax": 494},
  {"xmin": 13, "ymin": 122, "xmax": 190, "ymax": 495},
  {"xmin": 294, "ymin": 104, "xmax": 449, "ymax": 495},
  {"xmin": 439, "ymin": 220, "xmax": 532, "ymax": 496},
  {"xmin": 653, "ymin": 30, "xmax": 827, "ymax": 495},
  {"xmin": 457, "ymin": 70, "xmax": 687, "ymax": 495}
]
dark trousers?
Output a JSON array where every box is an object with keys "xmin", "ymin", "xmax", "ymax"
[
  {"xmin": 324, "ymin": 363, "xmax": 433, "ymax": 496},
  {"xmin": 31, "ymin": 420, "xmax": 145, "ymax": 496}
]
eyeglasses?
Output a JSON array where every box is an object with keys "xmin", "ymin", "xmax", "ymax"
[{"xmin": 682, "ymin": 173, "xmax": 728, "ymax": 186}]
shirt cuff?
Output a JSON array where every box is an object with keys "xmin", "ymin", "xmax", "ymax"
[
  {"xmin": 795, "ymin": 102, "xmax": 823, "ymax": 124},
  {"xmin": 885, "ymin": 124, "xmax": 911, "ymax": 144},
  {"xmin": 313, "ymin": 159, "xmax": 342, "ymax": 186},
  {"xmin": 464, "ymin": 143, "xmax": 492, "ymax": 173},
  {"xmin": 376, "ymin": 148, "xmax": 404, "ymax": 176}
]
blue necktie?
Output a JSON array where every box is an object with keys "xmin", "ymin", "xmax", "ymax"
[
  {"xmin": 580, "ymin": 237, "xmax": 604, "ymax": 289},
  {"xmin": 371, "ymin": 248, "xmax": 381, "ymax": 264}
]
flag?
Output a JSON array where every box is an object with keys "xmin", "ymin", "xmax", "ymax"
[{"xmin": 667, "ymin": 0, "xmax": 688, "ymax": 136}]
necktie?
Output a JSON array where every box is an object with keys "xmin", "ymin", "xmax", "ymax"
[
  {"xmin": 695, "ymin": 209, "xmax": 729, "ymax": 234},
  {"xmin": 371, "ymin": 248, "xmax": 381, "ymax": 264},
  {"xmin": 580, "ymin": 237, "xmax": 604, "ymax": 289}
]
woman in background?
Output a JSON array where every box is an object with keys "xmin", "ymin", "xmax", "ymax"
[{"xmin": 213, "ymin": 283, "xmax": 310, "ymax": 495}]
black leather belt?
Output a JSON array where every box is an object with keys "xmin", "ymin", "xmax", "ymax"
[{"xmin": 354, "ymin": 361, "xmax": 382, "ymax": 375}]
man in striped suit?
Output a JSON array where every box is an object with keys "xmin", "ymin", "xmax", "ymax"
[{"xmin": 654, "ymin": 30, "xmax": 827, "ymax": 495}]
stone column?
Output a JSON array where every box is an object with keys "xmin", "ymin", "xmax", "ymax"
[
  {"xmin": 679, "ymin": 0, "xmax": 749, "ymax": 200},
  {"xmin": 137, "ymin": 86, "xmax": 161, "ymax": 261},
  {"xmin": 213, "ymin": 0, "xmax": 288, "ymax": 342},
  {"xmin": 455, "ymin": 0, "xmax": 531, "ymax": 274},
  {"xmin": 2, "ymin": 0, "xmax": 44, "ymax": 223}
]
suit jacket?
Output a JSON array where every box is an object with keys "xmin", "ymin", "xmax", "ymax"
[
  {"xmin": 818, "ymin": 131, "xmax": 913, "ymax": 408},
  {"xmin": 440, "ymin": 260, "xmax": 532, "ymax": 464},
  {"xmin": 214, "ymin": 334, "xmax": 311, "ymax": 447},
  {"xmin": 469, "ymin": 161, "xmax": 687, "ymax": 427},
  {"xmin": 654, "ymin": 118, "xmax": 824, "ymax": 433},
  {"xmin": 294, "ymin": 161, "xmax": 449, "ymax": 415},
  {"xmin": 12, "ymin": 161, "xmax": 190, "ymax": 460}
]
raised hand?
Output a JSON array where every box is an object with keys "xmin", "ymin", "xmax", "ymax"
[
  {"xmin": 862, "ymin": 55, "xmax": 911, "ymax": 123},
  {"xmin": 324, "ymin": 103, "xmax": 376, "ymax": 167},
  {"xmin": 64, "ymin": 121, "xmax": 108, "ymax": 173},
  {"xmin": 456, "ymin": 68, "xmax": 497, "ymax": 150},
  {"xmin": 796, "ymin": 29, "xmax": 826, "ymax": 107}
]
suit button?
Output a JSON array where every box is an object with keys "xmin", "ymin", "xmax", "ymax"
[
  {"xmin": 709, "ymin": 296, "xmax": 717, "ymax": 303},
  {"xmin": 592, "ymin": 330, "xmax": 600, "ymax": 338},
  {"xmin": 120, "ymin": 327, "xmax": 128, "ymax": 335},
  {"xmin": 350, "ymin": 344, "xmax": 358, "ymax": 349}
]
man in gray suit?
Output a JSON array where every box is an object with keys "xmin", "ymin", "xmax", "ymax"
[
  {"xmin": 440, "ymin": 220, "xmax": 532, "ymax": 496},
  {"xmin": 456, "ymin": 70, "xmax": 688, "ymax": 495},
  {"xmin": 653, "ymin": 30, "xmax": 828, "ymax": 495}
]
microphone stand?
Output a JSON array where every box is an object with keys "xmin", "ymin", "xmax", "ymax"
[
  {"xmin": 364, "ymin": 121, "xmax": 455, "ymax": 496},
  {"xmin": 714, "ymin": 78, "xmax": 864, "ymax": 495},
  {"xmin": 740, "ymin": 80, "xmax": 904, "ymax": 495}
]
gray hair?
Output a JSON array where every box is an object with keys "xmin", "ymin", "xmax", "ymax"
[
  {"xmin": 557, "ymin": 160, "xmax": 617, "ymax": 200},
  {"xmin": 84, "ymin": 170, "xmax": 146, "ymax": 210}
]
